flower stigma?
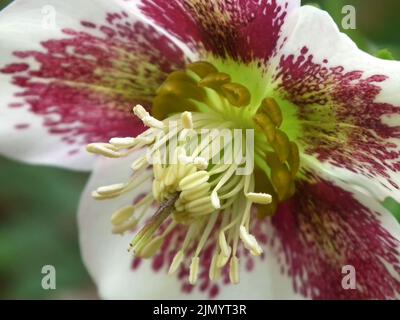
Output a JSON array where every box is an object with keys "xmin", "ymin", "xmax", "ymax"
[{"xmin": 87, "ymin": 61, "xmax": 300, "ymax": 285}]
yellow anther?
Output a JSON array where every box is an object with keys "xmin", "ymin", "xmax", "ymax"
[
  {"xmin": 137, "ymin": 236, "xmax": 164, "ymax": 259},
  {"xmin": 209, "ymin": 252, "xmax": 221, "ymax": 281},
  {"xmin": 245, "ymin": 192, "xmax": 272, "ymax": 205},
  {"xmin": 198, "ymin": 72, "xmax": 231, "ymax": 90},
  {"xmin": 271, "ymin": 129, "xmax": 291, "ymax": 163},
  {"xmin": 271, "ymin": 162, "xmax": 293, "ymax": 202},
  {"xmin": 86, "ymin": 143, "xmax": 124, "ymax": 158},
  {"xmin": 164, "ymin": 165, "xmax": 177, "ymax": 187},
  {"xmin": 217, "ymin": 249, "xmax": 231, "ymax": 268},
  {"xmin": 287, "ymin": 141, "xmax": 300, "ymax": 178},
  {"xmin": 218, "ymin": 232, "xmax": 230, "ymax": 257},
  {"xmin": 229, "ymin": 256, "xmax": 240, "ymax": 284},
  {"xmin": 193, "ymin": 157, "xmax": 208, "ymax": 170},
  {"xmin": 111, "ymin": 218, "xmax": 138, "ymax": 235},
  {"xmin": 142, "ymin": 115, "xmax": 164, "ymax": 129},
  {"xmin": 187, "ymin": 203, "xmax": 216, "ymax": 215},
  {"xmin": 168, "ymin": 250, "xmax": 184, "ymax": 274},
  {"xmin": 152, "ymin": 94, "xmax": 197, "ymax": 120},
  {"xmin": 185, "ymin": 196, "xmax": 213, "ymax": 211},
  {"xmin": 131, "ymin": 156, "xmax": 147, "ymax": 171},
  {"xmin": 220, "ymin": 82, "xmax": 251, "ymax": 107},
  {"xmin": 109, "ymin": 137, "xmax": 136, "ymax": 148},
  {"xmin": 132, "ymin": 104, "xmax": 149, "ymax": 119},
  {"xmin": 96, "ymin": 183, "xmax": 125, "ymax": 195},
  {"xmin": 260, "ymin": 97, "xmax": 283, "ymax": 127},
  {"xmin": 91, "ymin": 190, "xmax": 120, "ymax": 200},
  {"xmin": 210, "ymin": 192, "xmax": 221, "ymax": 209},
  {"xmin": 180, "ymin": 182, "xmax": 211, "ymax": 201},
  {"xmin": 239, "ymin": 226, "xmax": 263, "ymax": 256},
  {"xmin": 189, "ymin": 257, "xmax": 200, "ymax": 285},
  {"xmin": 157, "ymin": 80, "xmax": 205, "ymax": 101},
  {"xmin": 166, "ymin": 70, "xmax": 197, "ymax": 84},
  {"xmin": 111, "ymin": 205, "xmax": 135, "ymax": 226},
  {"xmin": 253, "ymin": 113, "xmax": 276, "ymax": 143},
  {"xmin": 181, "ymin": 111, "xmax": 193, "ymax": 129},
  {"xmin": 178, "ymin": 171, "xmax": 209, "ymax": 191},
  {"xmin": 186, "ymin": 61, "xmax": 218, "ymax": 78}
]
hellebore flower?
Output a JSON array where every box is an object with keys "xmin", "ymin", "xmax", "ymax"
[{"xmin": 1, "ymin": 0, "xmax": 400, "ymax": 299}]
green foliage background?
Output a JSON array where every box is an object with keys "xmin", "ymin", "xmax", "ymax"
[{"xmin": 0, "ymin": 0, "xmax": 399, "ymax": 299}]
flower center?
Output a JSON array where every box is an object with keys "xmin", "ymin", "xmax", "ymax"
[{"xmin": 86, "ymin": 61, "xmax": 300, "ymax": 285}]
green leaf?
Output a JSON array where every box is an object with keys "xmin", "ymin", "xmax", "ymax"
[
  {"xmin": 375, "ymin": 48, "xmax": 395, "ymax": 60},
  {"xmin": 382, "ymin": 197, "xmax": 400, "ymax": 223}
]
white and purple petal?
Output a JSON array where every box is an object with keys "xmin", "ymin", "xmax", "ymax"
[
  {"xmin": 270, "ymin": 6, "xmax": 400, "ymax": 200},
  {"xmin": 271, "ymin": 173, "xmax": 400, "ymax": 299},
  {"xmin": 0, "ymin": 0, "xmax": 186, "ymax": 170},
  {"xmin": 137, "ymin": 0, "xmax": 300, "ymax": 63}
]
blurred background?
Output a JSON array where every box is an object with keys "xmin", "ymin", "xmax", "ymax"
[{"xmin": 0, "ymin": 0, "xmax": 399, "ymax": 299}]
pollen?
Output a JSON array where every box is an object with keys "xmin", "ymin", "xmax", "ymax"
[{"xmin": 87, "ymin": 60, "xmax": 301, "ymax": 286}]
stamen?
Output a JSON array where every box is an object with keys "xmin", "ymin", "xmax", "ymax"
[
  {"xmin": 138, "ymin": 235, "xmax": 164, "ymax": 259},
  {"xmin": 218, "ymin": 231, "xmax": 231, "ymax": 257},
  {"xmin": 142, "ymin": 115, "xmax": 164, "ymax": 129},
  {"xmin": 96, "ymin": 183, "xmax": 125, "ymax": 195},
  {"xmin": 181, "ymin": 111, "xmax": 193, "ymax": 129},
  {"xmin": 229, "ymin": 256, "xmax": 240, "ymax": 284},
  {"xmin": 132, "ymin": 104, "xmax": 149, "ymax": 120},
  {"xmin": 271, "ymin": 129, "xmax": 291, "ymax": 163},
  {"xmin": 111, "ymin": 205, "xmax": 135, "ymax": 226},
  {"xmin": 180, "ymin": 182, "xmax": 211, "ymax": 201},
  {"xmin": 86, "ymin": 143, "xmax": 126, "ymax": 158},
  {"xmin": 178, "ymin": 171, "xmax": 209, "ymax": 191},
  {"xmin": 131, "ymin": 156, "xmax": 148, "ymax": 171},
  {"xmin": 260, "ymin": 98, "xmax": 283, "ymax": 127},
  {"xmin": 220, "ymin": 83, "xmax": 251, "ymax": 107},
  {"xmin": 209, "ymin": 252, "xmax": 221, "ymax": 281},
  {"xmin": 245, "ymin": 192, "xmax": 272, "ymax": 204},
  {"xmin": 239, "ymin": 226, "xmax": 263, "ymax": 256},
  {"xmin": 112, "ymin": 218, "xmax": 138, "ymax": 235},
  {"xmin": 91, "ymin": 190, "xmax": 120, "ymax": 200},
  {"xmin": 168, "ymin": 250, "xmax": 184, "ymax": 274},
  {"xmin": 189, "ymin": 257, "xmax": 200, "ymax": 285},
  {"xmin": 109, "ymin": 137, "xmax": 136, "ymax": 148},
  {"xmin": 210, "ymin": 192, "xmax": 221, "ymax": 209}
]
